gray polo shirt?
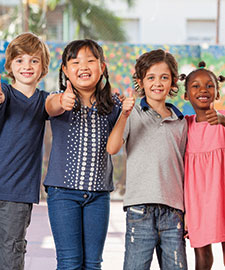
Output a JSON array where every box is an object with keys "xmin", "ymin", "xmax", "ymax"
[{"xmin": 123, "ymin": 98, "xmax": 187, "ymax": 211}]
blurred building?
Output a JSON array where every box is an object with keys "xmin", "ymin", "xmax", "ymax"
[
  {"xmin": 0, "ymin": 0, "xmax": 224, "ymax": 44},
  {"xmin": 104, "ymin": 0, "xmax": 225, "ymax": 45}
]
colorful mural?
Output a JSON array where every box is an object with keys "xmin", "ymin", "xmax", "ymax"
[
  {"xmin": 1, "ymin": 40, "xmax": 225, "ymax": 115},
  {"xmin": 1, "ymin": 40, "xmax": 225, "ymax": 197}
]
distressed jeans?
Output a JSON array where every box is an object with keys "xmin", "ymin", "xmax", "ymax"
[
  {"xmin": 47, "ymin": 187, "xmax": 110, "ymax": 270},
  {"xmin": 0, "ymin": 201, "xmax": 32, "ymax": 270},
  {"xmin": 123, "ymin": 204, "xmax": 188, "ymax": 270}
]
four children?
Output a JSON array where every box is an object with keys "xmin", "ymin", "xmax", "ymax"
[{"xmin": 0, "ymin": 32, "xmax": 225, "ymax": 270}]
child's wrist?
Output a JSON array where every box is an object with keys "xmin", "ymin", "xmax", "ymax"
[{"xmin": 59, "ymin": 93, "xmax": 63, "ymax": 107}]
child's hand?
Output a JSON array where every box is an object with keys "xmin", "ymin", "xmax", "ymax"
[
  {"xmin": 122, "ymin": 95, "xmax": 135, "ymax": 117},
  {"xmin": 184, "ymin": 214, "xmax": 189, "ymax": 239},
  {"xmin": 0, "ymin": 75, "xmax": 5, "ymax": 104},
  {"xmin": 115, "ymin": 92, "xmax": 126, "ymax": 103},
  {"xmin": 206, "ymin": 102, "xmax": 223, "ymax": 125},
  {"xmin": 60, "ymin": 80, "xmax": 76, "ymax": 111}
]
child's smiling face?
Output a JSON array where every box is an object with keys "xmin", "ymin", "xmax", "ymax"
[
  {"xmin": 185, "ymin": 70, "xmax": 219, "ymax": 111},
  {"xmin": 137, "ymin": 61, "xmax": 173, "ymax": 105},
  {"xmin": 62, "ymin": 46, "xmax": 105, "ymax": 95}
]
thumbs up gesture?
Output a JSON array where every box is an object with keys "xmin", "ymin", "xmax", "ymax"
[
  {"xmin": 206, "ymin": 102, "xmax": 224, "ymax": 125},
  {"xmin": 60, "ymin": 80, "xmax": 76, "ymax": 111},
  {"xmin": 0, "ymin": 75, "xmax": 5, "ymax": 104},
  {"xmin": 122, "ymin": 92, "xmax": 135, "ymax": 117}
]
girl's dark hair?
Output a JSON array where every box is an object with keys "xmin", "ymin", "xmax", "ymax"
[
  {"xmin": 179, "ymin": 61, "xmax": 225, "ymax": 92},
  {"xmin": 59, "ymin": 39, "xmax": 114, "ymax": 114},
  {"xmin": 133, "ymin": 49, "xmax": 179, "ymax": 97}
]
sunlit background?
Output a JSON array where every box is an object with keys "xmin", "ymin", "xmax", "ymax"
[
  {"xmin": 1, "ymin": 1, "xmax": 225, "ymax": 269},
  {"xmin": 1, "ymin": 0, "xmax": 225, "ymax": 199}
]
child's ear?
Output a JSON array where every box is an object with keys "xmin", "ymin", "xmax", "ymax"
[
  {"xmin": 216, "ymin": 91, "xmax": 220, "ymax": 100},
  {"xmin": 101, "ymin": 62, "xmax": 106, "ymax": 74},
  {"xmin": 184, "ymin": 92, "xmax": 189, "ymax": 101},
  {"xmin": 136, "ymin": 78, "xmax": 143, "ymax": 89},
  {"xmin": 62, "ymin": 65, "xmax": 68, "ymax": 78}
]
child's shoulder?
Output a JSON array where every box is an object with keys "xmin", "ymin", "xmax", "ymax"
[
  {"xmin": 218, "ymin": 110, "xmax": 225, "ymax": 115},
  {"xmin": 36, "ymin": 88, "xmax": 49, "ymax": 98},
  {"xmin": 2, "ymin": 82, "xmax": 12, "ymax": 91},
  {"xmin": 112, "ymin": 93, "xmax": 122, "ymax": 108}
]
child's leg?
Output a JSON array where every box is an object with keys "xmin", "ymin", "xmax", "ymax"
[
  {"xmin": 47, "ymin": 187, "xmax": 84, "ymax": 270},
  {"xmin": 222, "ymin": 242, "xmax": 225, "ymax": 265},
  {"xmin": 194, "ymin": 244, "xmax": 213, "ymax": 270},
  {"xmin": 0, "ymin": 200, "xmax": 32, "ymax": 270},
  {"xmin": 123, "ymin": 204, "xmax": 158, "ymax": 270},
  {"xmin": 157, "ymin": 205, "xmax": 187, "ymax": 270},
  {"xmin": 83, "ymin": 191, "xmax": 110, "ymax": 270}
]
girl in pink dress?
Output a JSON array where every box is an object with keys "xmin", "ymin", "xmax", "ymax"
[{"xmin": 180, "ymin": 61, "xmax": 225, "ymax": 269}]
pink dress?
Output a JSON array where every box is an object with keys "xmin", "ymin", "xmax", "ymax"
[{"xmin": 185, "ymin": 113, "xmax": 225, "ymax": 248}]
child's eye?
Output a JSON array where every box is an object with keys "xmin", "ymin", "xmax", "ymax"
[
  {"xmin": 192, "ymin": 84, "xmax": 199, "ymax": 88},
  {"xmin": 162, "ymin": 75, "xmax": 169, "ymax": 80},
  {"xmin": 207, "ymin": 84, "xmax": 215, "ymax": 89},
  {"xmin": 32, "ymin": 59, "xmax": 39, "ymax": 64},
  {"xmin": 88, "ymin": 59, "xmax": 96, "ymax": 62},
  {"xmin": 16, "ymin": 59, "xmax": 22, "ymax": 63},
  {"xmin": 147, "ymin": 76, "xmax": 154, "ymax": 80}
]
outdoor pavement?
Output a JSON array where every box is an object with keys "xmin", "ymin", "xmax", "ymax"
[{"xmin": 25, "ymin": 200, "xmax": 224, "ymax": 270}]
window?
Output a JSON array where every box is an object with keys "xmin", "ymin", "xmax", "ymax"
[{"xmin": 186, "ymin": 19, "xmax": 216, "ymax": 44}]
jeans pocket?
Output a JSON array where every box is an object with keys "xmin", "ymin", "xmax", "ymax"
[
  {"xmin": 173, "ymin": 208, "xmax": 184, "ymax": 223},
  {"xmin": 47, "ymin": 186, "xmax": 59, "ymax": 199},
  {"xmin": 127, "ymin": 205, "xmax": 147, "ymax": 222},
  {"xmin": 13, "ymin": 239, "xmax": 27, "ymax": 254}
]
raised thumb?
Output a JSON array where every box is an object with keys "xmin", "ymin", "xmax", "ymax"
[
  {"xmin": 210, "ymin": 102, "xmax": 214, "ymax": 110},
  {"xmin": 65, "ymin": 80, "xmax": 73, "ymax": 93}
]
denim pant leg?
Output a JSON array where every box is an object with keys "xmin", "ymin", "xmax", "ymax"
[
  {"xmin": 83, "ymin": 191, "xmax": 110, "ymax": 270},
  {"xmin": 0, "ymin": 201, "xmax": 32, "ymax": 270},
  {"xmin": 157, "ymin": 206, "xmax": 188, "ymax": 270},
  {"xmin": 47, "ymin": 187, "xmax": 110, "ymax": 270},
  {"xmin": 123, "ymin": 205, "xmax": 158, "ymax": 270},
  {"xmin": 47, "ymin": 187, "xmax": 84, "ymax": 270}
]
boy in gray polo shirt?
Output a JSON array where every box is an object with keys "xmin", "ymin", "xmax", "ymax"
[{"xmin": 107, "ymin": 49, "xmax": 188, "ymax": 270}]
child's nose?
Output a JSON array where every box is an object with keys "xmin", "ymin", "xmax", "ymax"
[
  {"xmin": 23, "ymin": 61, "xmax": 31, "ymax": 69},
  {"xmin": 154, "ymin": 78, "xmax": 162, "ymax": 85},
  {"xmin": 80, "ymin": 65, "xmax": 88, "ymax": 70},
  {"xmin": 79, "ymin": 60, "xmax": 89, "ymax": 70},
  {"xmin": 199, "ymin": 87, "xmax": 207, "ymax": 92}
]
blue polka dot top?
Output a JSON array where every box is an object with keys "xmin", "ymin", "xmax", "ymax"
[{"xmin": 44, "ymin": 94, "xmax": 121, "ymax": 192}]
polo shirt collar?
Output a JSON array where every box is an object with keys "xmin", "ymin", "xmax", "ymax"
[{"xmin": 140, "ymin": 97, "xmax": 184, "ymax": 120}]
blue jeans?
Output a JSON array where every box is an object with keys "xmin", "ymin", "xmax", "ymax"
[
  {"xmin": 47, "ymin": 187, "xmax": 110, "ymax": 270},
  {"xmin": 123, "ymin": 204, "xmax": 187, "ymax": 270}
]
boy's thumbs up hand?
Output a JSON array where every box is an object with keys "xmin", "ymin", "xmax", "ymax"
[
  {"xmin": 0, "ymin": 75, "xmax": 5, "ymax": 104},
  {"xmin": 60, "ymin": 80, "xmax": 76, "ymax": 111},
  {"xmin": 122, "ymin": 93, "xmax": 135, "ymax": 117},
  {"xmin": 206, "ymin": 102, "xmax": 224, "ymax": 125}
]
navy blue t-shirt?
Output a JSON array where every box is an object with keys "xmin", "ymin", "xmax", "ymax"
[
  {"xmin": 44, "ymin": 95, "xmax": 121, "ymax": 192},
  {"xmin": 0, "ymin": 83, "xmax": 49, "ymax": 203}
]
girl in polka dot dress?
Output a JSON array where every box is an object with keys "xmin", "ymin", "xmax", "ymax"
[{"xmin": 44, "ymin": 39, "xmax": 121, "ymax": 270}]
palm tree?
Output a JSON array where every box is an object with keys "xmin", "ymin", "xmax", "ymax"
[{"xmin": 47, "ymin": 0, "xmax": 135, "ymax": 41}]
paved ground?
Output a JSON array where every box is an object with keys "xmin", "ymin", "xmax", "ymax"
[{"xmin": 25, "ymin": 201, "xmax": 224, "ymax": 270}]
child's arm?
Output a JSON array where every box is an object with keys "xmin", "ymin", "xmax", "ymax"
[
  {"xmin": 45, "ymin": 81, "xmax": 76, "ymax": 117},
  {"xmin": 206, "ymin": 102, "xmax": 225, "ymax": 126},
  {"xmin": 0, "ymin": 75, "xmax": 5, "ymax": 104},
  {"xmin": 107, "ymin": 96, "xmax": 135, "ymax": 155}
]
